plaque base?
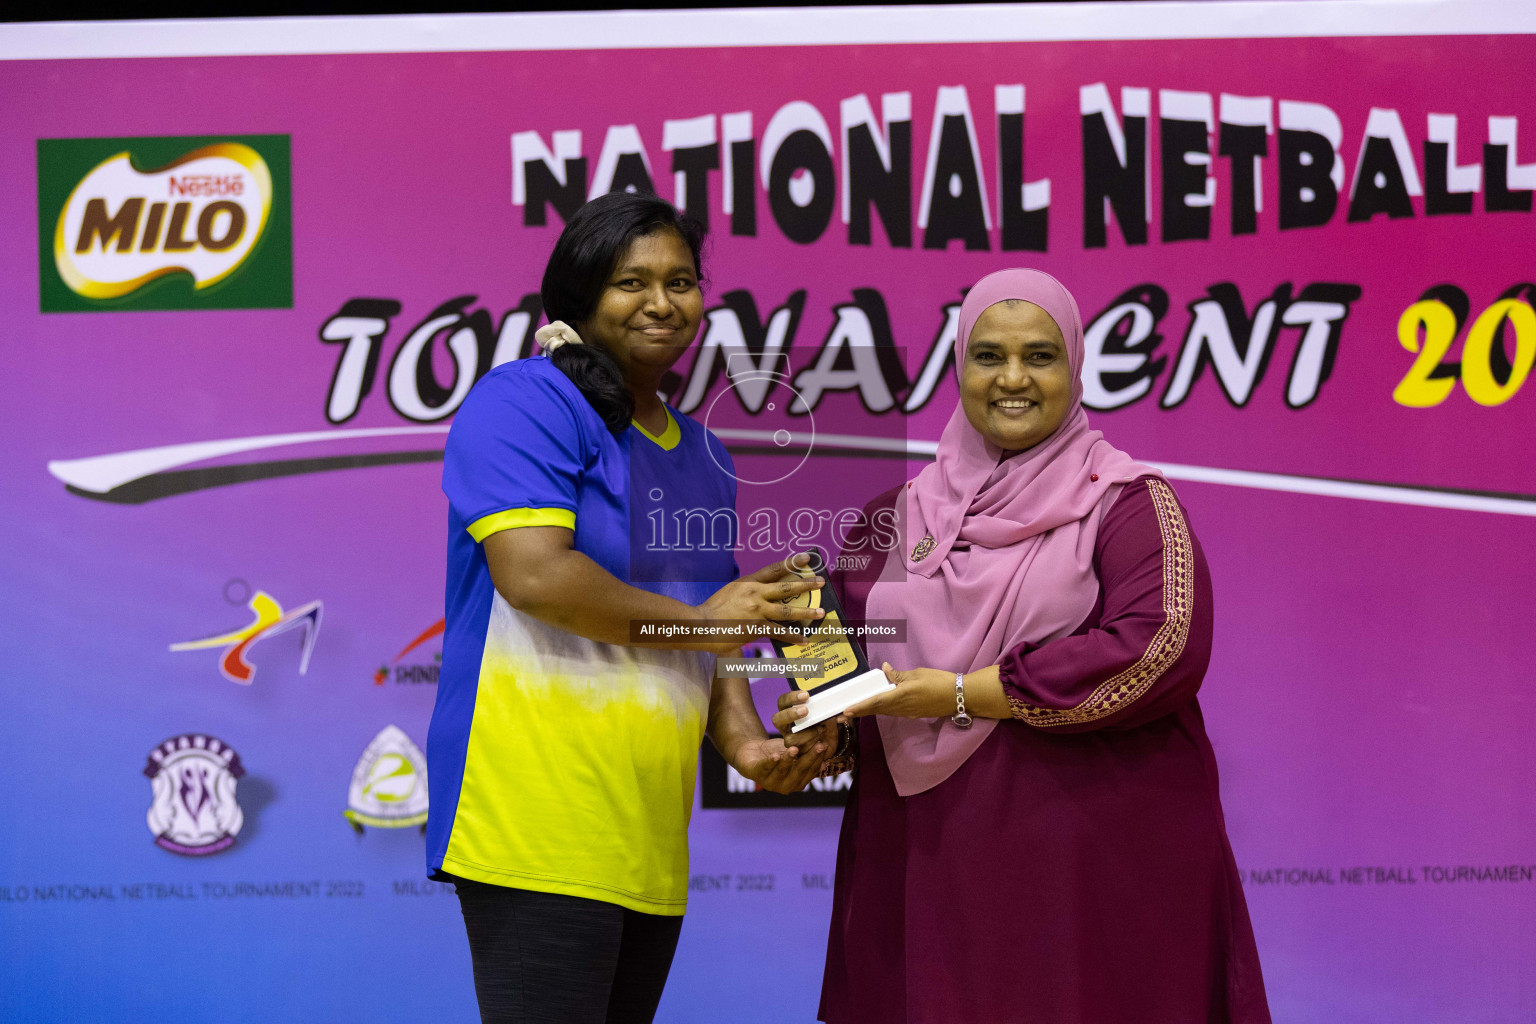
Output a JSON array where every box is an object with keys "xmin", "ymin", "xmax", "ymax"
[{"xmin": 789, "ymin": 668, "xmax": 895, "ymax": 733}]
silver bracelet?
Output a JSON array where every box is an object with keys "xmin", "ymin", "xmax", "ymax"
[{"xmin": 951, "ymin": 671, "xmax": 973, "ymax": 729}]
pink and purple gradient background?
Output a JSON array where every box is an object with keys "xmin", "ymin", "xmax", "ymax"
[{"xmin": 2, "ymin": 34, "xmax": 1533, "ymax": 1023}]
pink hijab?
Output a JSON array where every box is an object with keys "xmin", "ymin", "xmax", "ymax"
[{"xmin": 867, "ymin": 269, "xmax": 1163, "ymax": 796}]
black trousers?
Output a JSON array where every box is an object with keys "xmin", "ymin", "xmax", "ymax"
[{"xmin": 454, "ymin": 878, "xmax": 684, "ymax": 1024}]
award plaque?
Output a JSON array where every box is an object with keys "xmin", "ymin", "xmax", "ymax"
[{"xmin": 770, "ymin": 550, "xmax": 894, "ymax": 733}]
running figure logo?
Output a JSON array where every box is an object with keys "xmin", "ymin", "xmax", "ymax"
[{"xmin": 171, "ymin": 586, "xmax": 322, "ymax": 684}]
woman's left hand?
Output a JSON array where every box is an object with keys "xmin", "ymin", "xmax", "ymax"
[{"xmin": 841, "ymin": 663, "xmax": 959, "ymax": 720}]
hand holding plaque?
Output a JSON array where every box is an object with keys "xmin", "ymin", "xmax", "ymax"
[{"xmin": 769, "ymin": 549, "xmax": 894, "ymax": 733}]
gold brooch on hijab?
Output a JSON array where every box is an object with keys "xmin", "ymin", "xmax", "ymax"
[{"xmin": 910, "ymin": 533, "xmax": 936, "ymax": 562}]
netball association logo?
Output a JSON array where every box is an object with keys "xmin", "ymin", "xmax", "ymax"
[
  {"xmin": 345, "ymin": 725, "xmax": 429, "ymax": 833},
  {"xmin": 144, "ymin": 734, "xmax": 246, "ymax": 856}
]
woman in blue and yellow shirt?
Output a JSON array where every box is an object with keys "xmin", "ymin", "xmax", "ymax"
[{"xmin": 427, "ymin": 192, "xmax": 833, "ymax": 1024}]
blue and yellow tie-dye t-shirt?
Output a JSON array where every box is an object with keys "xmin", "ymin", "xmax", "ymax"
[{"xmin": 427, "ymin": 357, "xmax": 738, "ymax": 915}]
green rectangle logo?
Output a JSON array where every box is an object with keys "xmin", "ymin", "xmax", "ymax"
[{"xmin": 38, "ymin": 134, "xmax": 292, "ymax": 312}]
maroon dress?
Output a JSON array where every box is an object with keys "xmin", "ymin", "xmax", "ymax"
[{"xmin": 818, "ymin": 478, "xmax": 1271, "ymax": 1024}]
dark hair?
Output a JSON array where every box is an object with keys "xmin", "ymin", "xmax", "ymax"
[{"xmin": 540, "ymin": 191, "xmax": 706, "ymax": 433}]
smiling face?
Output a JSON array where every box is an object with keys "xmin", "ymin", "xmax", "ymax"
[
  {"xmin": 959, "ymin": 299, "xmax": 1074, "ymax": 453},
  {"xmin": 577, "ymin": 227, "xmax": 703, "ymax": 382}
]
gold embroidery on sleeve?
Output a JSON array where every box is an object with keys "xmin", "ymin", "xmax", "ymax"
[{"xmin": 1007, "ymin": 478, "xmax": 1194, "ymax": 728}]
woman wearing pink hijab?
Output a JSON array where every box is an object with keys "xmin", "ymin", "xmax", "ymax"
[{"xmin": 777, "ymin": 269, "xmax": 1271, "ymax": 1024}]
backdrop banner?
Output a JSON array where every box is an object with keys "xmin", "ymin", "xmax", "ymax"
[{"xmin": 2, "ymin": 4, "xmax": 1534, "ymax": 1022}]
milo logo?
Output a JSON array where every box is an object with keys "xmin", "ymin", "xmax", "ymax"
[{"xmin": 38, "ymin": 134, "xmax": 291, "ymax": 311}]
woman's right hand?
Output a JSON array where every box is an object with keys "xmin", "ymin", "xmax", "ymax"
[
  {"xmin": 771, "ymin": 687, "xmax": 840, "ymax": 744},
  {"xmin": 696, "ymin": 553, "xmax": 826, "ymax": 652}
]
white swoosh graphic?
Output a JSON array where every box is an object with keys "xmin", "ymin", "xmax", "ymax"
[
  {"xmin": 710, "ymin": 428, "xmax": 931, "ymax": 455},
  {"xmin": 47, "ymin": 426, "xmax": 450, "ymax": 494},
  {"xmin": 44, "ymin": 427, "xmax": 1536, "ymax": 517},
  {"xmin": 1147, "ymin": 462, "xmax": 1536, "ymax": 518}
]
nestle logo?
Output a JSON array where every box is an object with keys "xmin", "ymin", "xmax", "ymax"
[{"xmin": 169, "ymin": 174, "xmax": 245, "ymax": 197}]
